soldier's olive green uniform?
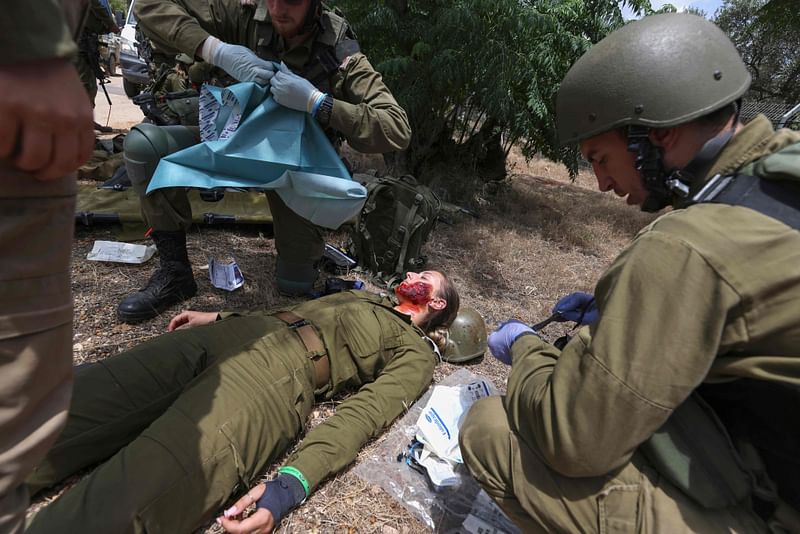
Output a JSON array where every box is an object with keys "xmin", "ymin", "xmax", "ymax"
[
  {"xmin": 459, "ymin": 116, "xmax": 800, "ymax": 533},
  {"xmin": 0, "ymin": 2, "xmax": 88, "ymax": 532},
  {"xmin": 153, "ymin": 65, "xmax": 192, "ymax": 124},
  {"xmin": 129, "ymin": 0, "xmax": 411, "ymax": 268},
  {"xmin": 163, "ymin": 70, "xmax": 189, "ymax": 93},
  {"xmin": 26, "ymin": 291, "xmax": 436, "ymax": 533},
  {"xmin": 75, "ymin": 0, "xmax": 117, "ymax": 107}
]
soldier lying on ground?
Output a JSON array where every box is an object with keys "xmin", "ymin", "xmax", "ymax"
[{"xmin": 26, "ymin": 271, "xmax": 459, "ymax": 534}]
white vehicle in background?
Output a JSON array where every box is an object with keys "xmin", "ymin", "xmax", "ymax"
[
  {"xmin": 120, "ymin": 1, "xmax": 138, "ymax": 49},
  {"xmin": 119, "ymin": 0, "xmax": 150, "ymax": 97}
]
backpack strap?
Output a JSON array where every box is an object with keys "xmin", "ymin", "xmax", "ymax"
[
  {"xmin": 691, "ymin": 173, "xmax": 800, "ymax": 230},
  {"xmin": 393, "ymin": 193, "xmax": 424, "ymax": 274},
  {"xmin": 300, "ymin": 10, "xmax": 360, "ymax": 93},
  {"xmin": 357, "ymin": 181, "xmax": 389, "ymax": 269}
]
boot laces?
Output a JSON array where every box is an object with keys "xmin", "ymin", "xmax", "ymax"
[{"xmin": 140, "ymin": 262, "xmax": 190, "ymax": 295}]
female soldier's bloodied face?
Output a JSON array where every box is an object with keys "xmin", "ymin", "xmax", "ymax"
[
  {"xmin": 394, "ymin": 271, "xmax": 448, "ymax": 327},
  {"xmin": 395, "ymin": 279, "xmax": 432, "ymax": 304}
]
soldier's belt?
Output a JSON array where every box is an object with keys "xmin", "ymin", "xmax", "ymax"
[{"xmin": 274, "ymin": 311, "xmax": 330, "ymax": 388}]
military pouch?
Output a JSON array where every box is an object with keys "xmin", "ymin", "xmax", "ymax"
[
  {"xmin": 641, "ymin": 393, "xmax": 752, "ymax": 509},
  {"xmin": 165, "ymin": 90, "xmax": 200, "ymax": 127}
]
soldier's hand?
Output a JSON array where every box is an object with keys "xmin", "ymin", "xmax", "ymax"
[
  {"xmin": 488, "ymin": 320, "xmax": 537, "ymax": 365},
  {"xmin": 200, "ymin": 36, "xmax": 275, "ymax": 85},
  {"xmin": 167, "ymin": 310, "xmax": 219, "ymax": 331},
  {"xmin": 219, "ymin": 473, "xmax": 305, "ymax": 534},
  {"xmin": 0, "ymin": 58, "xmax": 94, "ymax": 181},
  {"xmin": 553, "ymin": 292, "xmax": 598, "ymax": 325},
  {"xmin": 217, "ymin": 483, "xmax": 276, "ymax": 534},
  {"xmin": 270, "ymin": 62, "xmax": 326, "ymax": 114}
]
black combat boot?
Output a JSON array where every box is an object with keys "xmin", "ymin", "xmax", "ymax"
[
  {"xmin": 275, "ymin": 257, "xmax": 319, "ymax": 296},
  {"xmin": 117, "ymin": 231, "xmax": 198, "ymax": 323}
]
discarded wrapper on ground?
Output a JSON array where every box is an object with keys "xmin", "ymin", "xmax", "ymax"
[{"xmin": 86, "ymin": 240, "xmax": 156, "ymax": 264}]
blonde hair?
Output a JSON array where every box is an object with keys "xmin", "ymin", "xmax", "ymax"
[{"xmin": 421, "ymin": 272, "xmax": 460, "ymax": 352}]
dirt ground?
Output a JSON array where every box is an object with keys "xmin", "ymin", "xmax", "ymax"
[{"xmin": 27, "ymin": 76, "xmax": 657, "ymax": 533}]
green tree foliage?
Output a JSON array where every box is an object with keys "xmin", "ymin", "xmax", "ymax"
[
  {"xmin": 683, "ymin": 6, "xmax": 708, "ymax": 17},
  {"xmin": 715, "ymin": 0, "xmax": 800, "ymax": 102},
  {"xmin": 108, "ymin": 0, "xmax": 127, "ymax": 18},
  {"xmin": 333, "ymin": 0, "xmax": 650, "ymax": 184},
  {"xmin": 645, "ymin": 2, "xmax": 678, "ymax": 14}
]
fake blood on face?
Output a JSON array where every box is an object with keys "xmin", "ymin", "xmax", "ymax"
[
  {"xmin": 395, "ymin": 280, "xmax": 432, "ymax": 304},
  {"xmin": 394, "ymin": 280, "xmax": 433, "ymax": 318}
]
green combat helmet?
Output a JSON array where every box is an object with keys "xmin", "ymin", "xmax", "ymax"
[
  {"xmin": 441, "ymin": 305, "xmax": 487, "ymax": 363},
  {"xmin": 556, "ymin": 14, "xmax": 751, "ymax": 211}
]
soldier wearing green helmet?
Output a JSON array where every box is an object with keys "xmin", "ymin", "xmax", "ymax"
[{"xmin": 460, "ymin": 13, "xmax": 800, "ymax": 533}]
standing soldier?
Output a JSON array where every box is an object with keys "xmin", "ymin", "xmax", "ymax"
[
  {"xmin": 0, "ymin": 1, "xmax": 94, "ymax": 532},
  {"xmin": 118, "ymin": 0, "xmax": 411, "ymax": 323},
  {"xmin": 460, "ymin": 13, "xmax": 800, "ymax": 533},
  {"xmin": 76, "ymin": 0, "xmax": 119, "ymax": 126}
]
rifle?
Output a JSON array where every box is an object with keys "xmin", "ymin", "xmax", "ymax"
[{"xmin": 81, "ymin": 30, "xmax": 112, "ymax": 126}]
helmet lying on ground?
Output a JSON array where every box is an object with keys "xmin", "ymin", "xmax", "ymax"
[{"xmin": 442, "ymin": 305, "xmax": 488, "ymax": 363}]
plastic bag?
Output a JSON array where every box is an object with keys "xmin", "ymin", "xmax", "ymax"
[{"xmin": 353, "ymin": 369, "xmax": 519, "ymax": 533}]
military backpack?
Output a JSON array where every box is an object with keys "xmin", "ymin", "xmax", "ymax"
[{"xmin": 349, "ymin": 174, "xmax": 441, "ymax": 278}]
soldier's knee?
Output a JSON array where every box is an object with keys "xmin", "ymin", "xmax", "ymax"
[
  {"xmin": 124, "ymin": 123, "xmax": 169, "ymax": 167},
  {"xmin": 124, "ymin": 124, "xmax": 197, "ymax": 165},
  {"xmin": 460, "ymin": 396, "xmax": 508, "ymax": 465},
  {"xmin": 124, "ymin": 124, "xmax": 167, "ymax": 190},
  {"xmin": 124, "ymin": 124, "xmax": 198, "ymax": 190}
]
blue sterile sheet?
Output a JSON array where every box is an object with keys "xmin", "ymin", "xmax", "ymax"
[{"xmin": 146, "ymin": 82, "xmax": 366, "ymax": 229}]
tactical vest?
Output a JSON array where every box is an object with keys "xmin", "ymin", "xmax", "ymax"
[
  {"xmin": 643, "ymin": 141, "xmax": 800, "ymax": 518},
  {"xmin": 690, "ymin": 140, "xmax": 800, "ymax": 230},
  {"xmin": 251, "ymin": 4, "xmax": 360, "ymax": 95}
]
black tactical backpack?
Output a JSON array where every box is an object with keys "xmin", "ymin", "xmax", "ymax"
[{"xmin": 349, "ymin": 174, "xmax": 441, "ymax": 277}]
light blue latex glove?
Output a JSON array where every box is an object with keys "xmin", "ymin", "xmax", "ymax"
[
  {"xmin": 488, "ymin": 320, "xmax": 536, "ymax": 365},
  {"xmin": 270, "ymin": 62, "xmax": 327, "ymax": 114},
  {"xmin": 203, "ymin": 37, "xmax": 276, "ymax": 85}
]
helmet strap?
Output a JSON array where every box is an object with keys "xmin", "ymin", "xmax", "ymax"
[
  {"xmin": 662, "ymin": 101, "xmax": 740, "ymax": 207},
  {"xmin": 628, "ymin": 103, "xmax": 739, "ymax": 213},
  {"xmin": 627, "ymin": 126, "xmax": 671, "ymax": 212},
  {"xmin": 665, "ymin": 127, "xmax": 735, "ymax": 204}
]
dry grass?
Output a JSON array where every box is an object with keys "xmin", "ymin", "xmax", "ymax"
[{"xmin": 27, "ymin": 150, "xmax": 657, "ymax": 533}]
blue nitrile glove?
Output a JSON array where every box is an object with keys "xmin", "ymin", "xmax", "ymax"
[
  {"xmin": 553, "ymin": 292, "xmax": 598, "ymax": 325},
  {"xmin": 270, "ymin": 62, "xmax": 327, "ymax": 114},
  {"xmin": 256, "ymin": 473, "xmax": 306, "ymax": 525},
  {"xmin": 488, "ymin": 320, "xmax": 537, "ymax": 365},
  {"xmin": 201, "ymin": 36, "xmax": 275, "ymax": 85}
]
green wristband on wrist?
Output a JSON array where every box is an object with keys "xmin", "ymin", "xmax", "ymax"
[{"xmin": 277, "ymin": 466, "xmax": 310, "ymax": 497}]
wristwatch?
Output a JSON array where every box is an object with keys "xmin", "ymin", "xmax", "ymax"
[{"xmin": 315, "ymin": 95, "xmax": 334, "ymax": 126}]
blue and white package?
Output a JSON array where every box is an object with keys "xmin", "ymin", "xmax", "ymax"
[{"xmin": 415, "ymin": 379, "xmax": 496, "ymax": 464}]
